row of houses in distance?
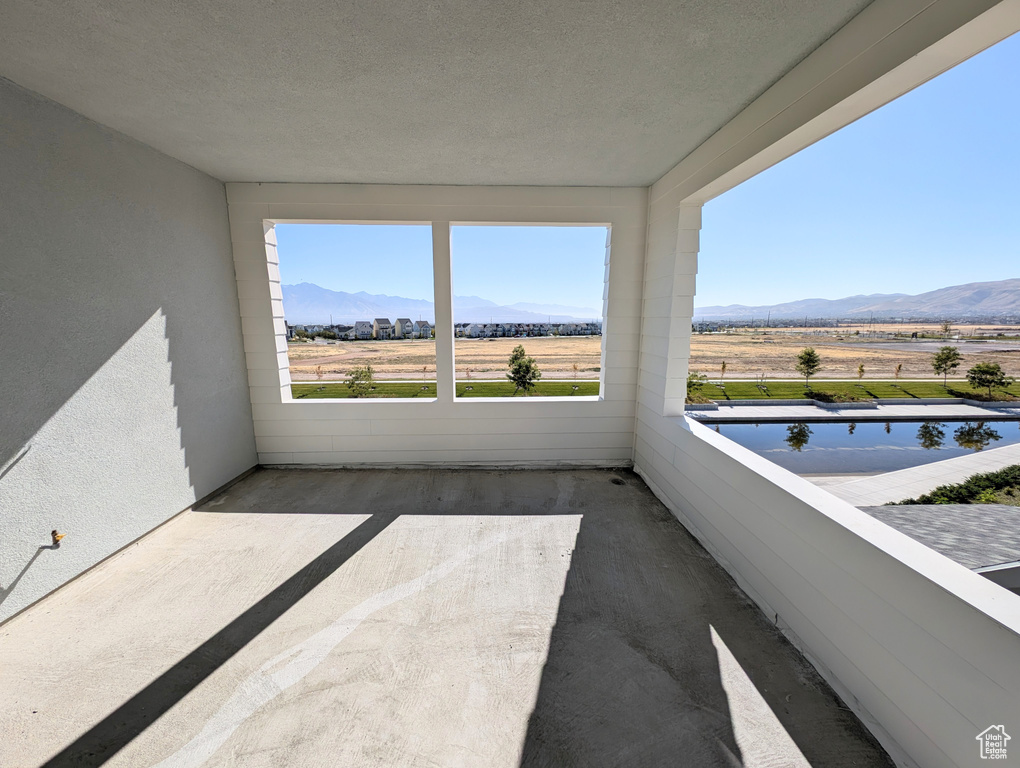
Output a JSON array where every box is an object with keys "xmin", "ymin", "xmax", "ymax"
[
  {"xmin": 288, "ymin": 318, "xmax": 602, "ymax": 341},
  {"xmin": 455, "ymin": 321, "xmax": 601, "ymax": 337},
  {"xmin": 288, "ymin": 318, "xmax": 433, "ymax": 340}
]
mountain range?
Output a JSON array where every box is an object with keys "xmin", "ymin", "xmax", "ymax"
[
  {"xmin": 694, "ymin": 278, "xmax": 1020, "ymax": 320},
  {"xmin": 281, "ymin": 282, "xmax": 602, "ymax": 324}
]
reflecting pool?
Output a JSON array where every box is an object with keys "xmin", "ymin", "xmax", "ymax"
[{"xmin": 715, "ymin": 420, "xmax": 1020, "ymax": 475}]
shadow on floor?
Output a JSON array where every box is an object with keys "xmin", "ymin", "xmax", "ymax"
[
  {"xmin": 41, "ymin": 511, "xmax": 397, "ymax": 767},
  {"xmin": 517, "ymin": 472, "xmax": 892, "ymax": 768},
  {"xmin": 39, "ymin": 468, "xmax": 890, "ymax": 767}
]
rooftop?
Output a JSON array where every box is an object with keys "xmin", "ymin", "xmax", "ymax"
[{"xmin": 859, "ymin": 504, "xmax": 1020, "ymax": 570}]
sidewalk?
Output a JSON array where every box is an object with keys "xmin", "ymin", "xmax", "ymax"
[{"xmin": 819, "ymin": 443, "xmax": 1020, "ymax": 506}]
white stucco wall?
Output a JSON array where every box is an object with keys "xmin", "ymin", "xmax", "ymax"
[
  {"xmin": 227, "ymin": 184, "xmax": 645, "ymax": 466},
  {"xmin": 0, "ymin": 79, "xmax": 257, "ymax": 622},
  {"xmin": 633, "ymin": 190, "xmax": 1020, "ymax": 768}
]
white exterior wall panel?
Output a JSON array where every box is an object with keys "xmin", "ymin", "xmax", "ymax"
[
  {"xmin": 228, "ymin": 184, "xmax": 646, "ymax": 466},
  {"xmin": 633, "ymin": 191, "xmax": 1020, "ymax": 768}
]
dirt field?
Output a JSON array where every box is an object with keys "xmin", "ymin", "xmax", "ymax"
[
  {"xmin": 288, "ymin": 324, "xmax": 1020, "ymax": 381},
  {"xmin": 288, "ymin": 336, "xmax": 603, "ymax": 380},
  {"xmin": 688, "ymin": 324, "xmax": 1020, "ymax": 379}
]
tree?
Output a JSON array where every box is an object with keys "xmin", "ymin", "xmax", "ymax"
[
  {"xmin": 857, "ymin": 363, "xmax": 865, "ymax": 382},
  {"xmin": 785, "ymin": 423, "xmax": 812, "ymax": 452},
  {"xmin": 894, "ymin": 363, "xmax": 902, "ymax": 380},
  {"xmin": 795, "ymin": 348, "xmax": 821, "ymax": 386},
  {"xmin": 572, "ymin": 362, "xmax": 579, "ymax": 380},
  {"xmin": 940, "ymin": 320, "xmax": 953, "ymax": 338},
  {"xmin": 953, "ymin": 422, "xmax": 1001, "ymax": 451},
  {"xmin": 315, "ymin": 364, "xmax": 325, "ymax": 391},
  {"xmin": 931, "ymin": 346, "xmax": 962, "ymax": 386},
  {"xmin": 686, "ymin": 370, "xmax": 708, "ymax": 401},
  {"xmin": 916, "ymin": 422, "xmax": 945, "ymax": 450},
  {"xmin": 507, "ymin": 345, "xmax": 541, "ymax": 395},
  {"xmin": 966, "ymin": 362, "xmax": 1013, "ymax": 399},
  {"xmin": 346, "ymin": 365, "xmax": 374, "ymax": 397},
  {"xmin": 720, "ymin": 361, "xmax": 727, "ymax": 379}
]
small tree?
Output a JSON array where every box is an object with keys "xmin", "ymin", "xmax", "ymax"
[
  {"xmin": 966, "ymin": 362, "xmax": 1013, "ymax": 399},
  {"xmin": 931, "ymin": 346, "xmax": 962, "ymax": 386},
  {"xmin": 894, "ymin": 363, "xmax": 902, "ymax": 380},
  {"xmin": 785, "ymin": 423, "xmax": 812, "ymax": 452},
  {"xmin": 954, "ymin": 421, "xmax": 1001, "ymax": 451},
  {"xmin": 315, "ymin": 364, "xmax": 325, "ymax": 391},
  {"xmin": 346, "ymin": 365, "xmax": 374, "ymax": 397},
  {"xmin": 916, "ymin": 422, "xmax": 945, "ymax": 450},
  {"xmin": 572, "ymin": 362, "xmax": 579, "ymax": 380},
  {"xmin": 796, "ymin": 348, "xmax": 821, "ymax": 386},
  {"xmin": 686, "ymin": 370, "xmax": 708, "ymax": 402},
  {"xmin": 507, "ymin": 345, "xmax": 541, "ymax": 395},
  {"xmin": 857, "ymin": 363, "xmax": 865, "ymax": 382},
  {"xmin": 940, "ymin": 320, "xmax": 953, "ymax": 338},
  {"xmin": 720, "ymin": 361, "xmax": 728, "ymax": 380}
]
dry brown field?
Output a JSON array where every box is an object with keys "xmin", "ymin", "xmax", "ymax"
[
  {"xmin": 288, "ymin": 336, "xmax": 603, "ymax": 380},
  {"xmin": 288, "ymin": 324, "xmax": 1020, "ymax": 381},
  {"xmin": 688, "ymin": 324, "xmax": 1020, "ymax": 379}
]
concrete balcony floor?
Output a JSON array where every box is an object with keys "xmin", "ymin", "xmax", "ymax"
[{"xmin": 0, "ymin": 468, "xmax": 892, "ymax": 767}]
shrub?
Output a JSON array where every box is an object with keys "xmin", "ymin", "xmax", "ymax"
[{"xmin": 895, "ymin": 464, "xmax": 1020, "ymax": 504}]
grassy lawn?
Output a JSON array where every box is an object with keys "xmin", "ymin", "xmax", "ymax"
[
  {"xmin": 701, "ymin": 379, "xmax": 1020, "ymax": 401},
  {"xmin": 291, "ymin": 380, "xmax": 600, "ymax": 399}
]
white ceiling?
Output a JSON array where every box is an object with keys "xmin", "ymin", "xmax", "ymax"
[{"xmin": 0, "ymin": 0, "xmax": 873, "ymax": 185}]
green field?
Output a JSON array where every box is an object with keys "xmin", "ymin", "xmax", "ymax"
[
  {"xmin": 292, "ymin": 380, "xmax": 601, "ymax": 399},
  {"xmin": 699, "ymin": 379, "xmax": 1020, "ymax": 401}
]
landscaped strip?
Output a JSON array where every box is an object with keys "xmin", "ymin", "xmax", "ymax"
[
  {"xmin": 701, "ymin": 380, "xmax": 1020, "ymax": 401},
  {"xmin": 291, "ymin": 381, "xmax": 601, "ymax": 399},
  {"xmin": 893, "ymin": 464, "xmax": 1020, "ymax": 505}
]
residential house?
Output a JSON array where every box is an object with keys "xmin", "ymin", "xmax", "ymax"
[
  {"xmin": 373, "ymin": 318, "xmax": 393, "ymax": 340},
  {"xmin": 394, "ymin": 318, "xmax": 413, "ymax": 338},
  {"xmin": 354, "ymin": 321, "xmax": 373, "ymax": 340},
  {"xmin": 413, "ymin": 320, "xmax": 432, "ymax": 339}
]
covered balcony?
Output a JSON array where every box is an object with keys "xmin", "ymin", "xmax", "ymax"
[{"xmin": 2, "ymin": 2, "xmax": 1019, "ymax": 766}]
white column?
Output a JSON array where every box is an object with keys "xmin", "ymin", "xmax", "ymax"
[
  {"xmin": 432, "ymin": 221, "xmax": 455, "ymax": 402},
  {"xmin": 662, "ymin": 205, "xmax": 701, "ymax": 417}
]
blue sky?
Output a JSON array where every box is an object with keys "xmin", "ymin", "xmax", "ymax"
[
  {"xmin": 275, "ymin": 223, "xmax": 607, "ymax": 309},
  {"xmin": 697, "ymin": 31, "xmax": 1020, "ymax": 307}
]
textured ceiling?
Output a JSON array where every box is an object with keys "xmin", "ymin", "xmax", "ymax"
[{"xmin": 0, "ymin": 0, "xmax": 872, "ymax": 185}]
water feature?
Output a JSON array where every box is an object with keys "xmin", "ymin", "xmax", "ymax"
[{"xmin": 716, "ymin": 420, "xmax": 1020, "ymax": 475}]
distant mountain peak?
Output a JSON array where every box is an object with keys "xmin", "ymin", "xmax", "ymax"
[
  {"xmin": 281, "ymin": 283, "xmax": 602, "ymax": 325},
  {"xmin": 694, "ymin": 278, "xmax": 1020, "ymax": 320}
]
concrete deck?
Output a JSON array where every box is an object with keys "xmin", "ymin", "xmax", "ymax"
[
  {"xmin": 0, "ymin": 468, "xmax": 891, "ymax": 768},
  {"xmin": 821, "ymin": 442, "xmax": 1020, "ymax": 506},
  {"xmin": 690, "ymin": 402, "xmax": 1020, "ymax": 424}
]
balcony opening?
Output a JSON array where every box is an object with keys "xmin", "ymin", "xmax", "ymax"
[
  {"xmin": 275, "ymin": 223, "xmax": 437, "ymax": 399},
  {"xmin": 688, "ymin": 32, "xmax": 1020, "ymax": 591},
  {"xmin": 450, "ymin": 224, "xmax": 609, "ymax": 398}
]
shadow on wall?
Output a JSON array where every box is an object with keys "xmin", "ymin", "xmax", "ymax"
[{"xmin": 0, "ymin": 76, "xmax": 255, "ymax": 620}]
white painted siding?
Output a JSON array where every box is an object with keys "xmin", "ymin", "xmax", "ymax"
[
  {"xmin": 633, "ymin": 193, "xmax": 1020, "ymax": 768},
  {"xmin": 227, "ymin": 184, "xmax": 646, "ymax": 465}
]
